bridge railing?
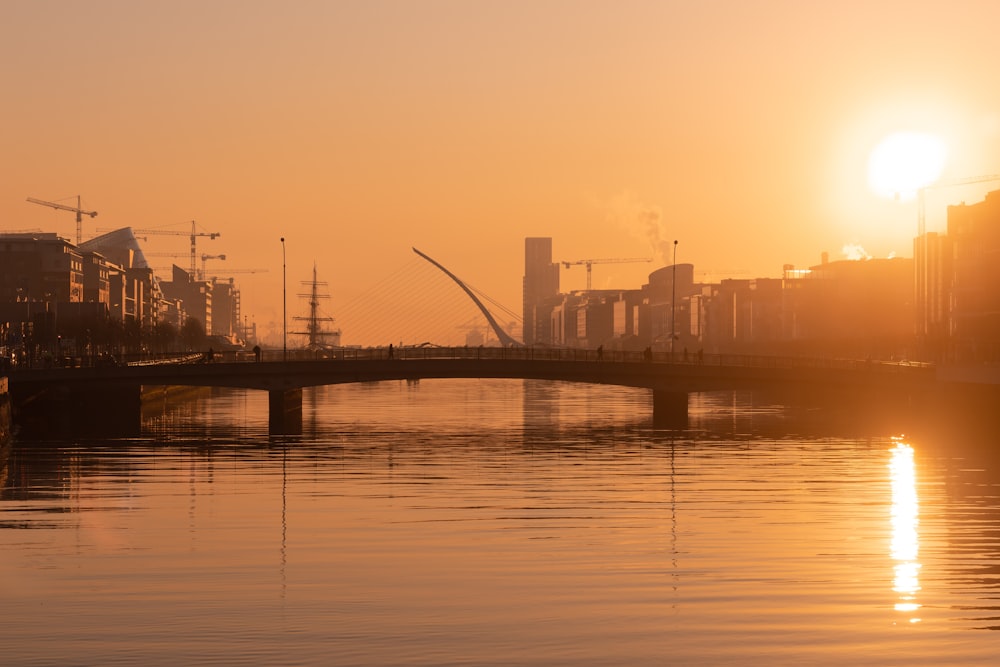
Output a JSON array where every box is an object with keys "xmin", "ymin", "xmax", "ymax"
[
  {"xmin": 254, "ymin": 345, "xmax": 929, "ymax": 374},
  {"xmin": 6, "ymin": 343, "xmax": 929, "ymax": 376}
]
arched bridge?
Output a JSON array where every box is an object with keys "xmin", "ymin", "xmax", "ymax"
[{"xmin": 8, "ymin": 347, "xmax": 937, "ymax": 435}]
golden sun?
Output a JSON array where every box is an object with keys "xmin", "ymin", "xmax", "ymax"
[{"xmin": 867, "ymin": 131, "xmax": 947, "ymax": 201}]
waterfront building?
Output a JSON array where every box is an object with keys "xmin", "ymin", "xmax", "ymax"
[
  {"xmin": 81, "ymin": 250, "xmax": 112, "ymax": 305},
  {"xmin": 913, "ymin": 232, "xmax": 950, "ymax": 360},
  {"xmin": 0, "ymin": 232, "xmax": 84, "ymax": 304},
  {"xmin": 0, "ymin": 233, "xmax": 84, "ymax": 360},
  {"xmin": 80, "ymin": 228, "xmax": 158, "ymax": 327},
  {"xmin": 0, "ymin": 225, "xmax": 263, "ymax": 358},
  {"xmin": 947, "ymin": 189, "xmax": 1000, "ymax": 362},
  {"xmin": 644, "ymin": 263, "xmax": 696, "ymax": 352},
  {"xmin": 701, "ymin": 278, "xmax": 784, "ymax": 355},
  {"xmin": 159, "ymin": 265, "xmax": 213, "ymax": 337},
  {"xmin": 522, "ymin": 236, "xmax": 918, "ymax": 359},
  {"xmin": 210, "ymin": 277, "xmax": 241, "ymax": 342},
  {"xmin": 573, "ymin": 292, "xmax": 616, "ymax": 349},
  {"xmin": 611, "ymin": 289, "xmax": 646, "ymax": 350},
  {"xmin": 547, "ymin": 292, "xmax": 581, "ymax": 347},
  {"xmin": 781, "ymin": 256, "xmax": 914, "ymax": 359}
]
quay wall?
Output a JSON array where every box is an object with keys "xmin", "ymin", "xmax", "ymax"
[{"xmin": 10, "ymin": 382, "xmax": 211, "ymax": 439}]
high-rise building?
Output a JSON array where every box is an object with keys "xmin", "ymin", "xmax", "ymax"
[{"xmin": 522, "ymin": 238, "xmax": 559, "ymax": 345}]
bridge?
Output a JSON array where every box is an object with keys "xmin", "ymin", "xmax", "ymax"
[{"xmin": 7, "ymin": 347, "xmax": 940, "ymax": 435}]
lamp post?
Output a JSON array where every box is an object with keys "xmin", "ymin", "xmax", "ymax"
[
  {"xmin": 281, "ymin": 237, "xmax": 286, "ymax": 362},
  {"xmin": 671, "ymin": 240, "xmax": 678, "ymax": 359}
]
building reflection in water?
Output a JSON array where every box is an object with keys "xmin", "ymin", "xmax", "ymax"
[{"xmin": 889, "ymin": 439, "xmax": 921, "ymax": 621}]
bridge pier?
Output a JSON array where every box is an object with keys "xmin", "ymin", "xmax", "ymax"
[
  {"xmin": 652, "ymin": 390, "xmax": 688, "ymax": 429},
  {"xmin": 269, "ymin": 388, "xmax": 303, "ymax": 435}
]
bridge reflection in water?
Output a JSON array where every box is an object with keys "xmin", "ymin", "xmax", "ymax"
[{"xmin": 7, "ymin": 347, "xmax": 938, "ymax": 436}]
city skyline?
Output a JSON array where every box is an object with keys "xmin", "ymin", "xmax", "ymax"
[{"xmin": 4, "ymin": 1, "xmax": 1000, "ymax": 332}]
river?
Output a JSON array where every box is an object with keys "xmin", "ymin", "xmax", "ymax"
[{"xmin": 2, "ymin": 379, "xmax": 998, "ymax": 666}]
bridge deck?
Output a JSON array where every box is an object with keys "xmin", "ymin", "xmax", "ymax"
[
  {"xmin": 6, "ymin": 347, "xmax": 944, "ymax": 435},
  {"xmin": 7, "ymin": 346, "xmax": 934, "ymax": 393}
]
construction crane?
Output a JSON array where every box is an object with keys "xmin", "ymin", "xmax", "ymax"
[
  {"xmin": 100, "ymin": 220, "xmax": 220, "ymax": 276},
  {"xmin": 559, "ymin": 257, "xmax": 653, "ymax": 290},
  {"xmin": 200, "ymin": 253, "xmax": 227, "ymax": 280},
  {"xmin": 151, "ymin": 267, "xmax": 266, "ymax": 279},
  {"xmin": 207, "ymin": 268, "xmax": 268, "ymax": 277},
  {"xmin": 26, "ymin": 195, "xmax": 97, "ymax": 245},
  {"xmin": 204, "ymin": 269, "xmax": 269, "ymax": 284},
  {"xmin": 917, "ymin": 174, "xmax": 1000, "ymax": 236}
]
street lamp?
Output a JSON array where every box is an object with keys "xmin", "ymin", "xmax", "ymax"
[
  {"xmin": 671, "ymin": 240, "xmax": 678, "ymax": 359},
  {"xmin": 281, "ymin": 237, "xmax": 286, "ymax": 362}
]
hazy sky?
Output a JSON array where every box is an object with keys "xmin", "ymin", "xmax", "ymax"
[{"xmin": 4, "ymin": 1, "xmax": 1000, "ymax": 341}]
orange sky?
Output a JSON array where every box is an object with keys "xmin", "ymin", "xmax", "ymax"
[{"xmin": 4, "ymin": 1, "xmax": 1000, "ymax": 344}]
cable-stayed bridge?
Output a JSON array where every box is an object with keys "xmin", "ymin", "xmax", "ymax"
[{"xmin": 304, "ymin": 248, "xmax": 521, "ymax": 349}]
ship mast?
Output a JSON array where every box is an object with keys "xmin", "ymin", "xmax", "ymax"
[{"xmin": 292, "ymin": 263, "xmax": 341, "ymax": 350}]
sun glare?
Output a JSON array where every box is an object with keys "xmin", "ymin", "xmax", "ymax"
[
  {"xmin": 868, "ymin": 131, "xmax": 948, "ymax": 201},
  {"xmin": 889, "ymin": 440, "xmax": 921, "ymax": 621}
]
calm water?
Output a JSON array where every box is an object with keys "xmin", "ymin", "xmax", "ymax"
[{"xmin": 2, "ymin": 379, "xmax": 999, "ymax": 666}]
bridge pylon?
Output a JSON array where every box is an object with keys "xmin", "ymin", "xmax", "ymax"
[{"xmin": 412, "ymin": 247, "xmax": 522, "ymax": 347}]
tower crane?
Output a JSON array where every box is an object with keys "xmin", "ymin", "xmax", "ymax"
[
  {"xmin": 917, "ymin": 174, "xmax": 1000, "ymax": 236},
  {"xmin": 99, "ymin": 220, "xmax": 220, "ymax": 276},
  {"xmin": 26, "ymin": 195, "xmax": 97, "ymax": 245},
  {"xmin": 201, "ymin": 253, "xmax": 227, "ymax": 280},
  {"xmin": 207, "ymin": 269, "xmax": 268, "ymax": 279},
  {"xmin": 150, "ymin": 268, "xmax": 266, "ymax": 280},
  {"xmin": 559, "ymin": 257, "xmax": 653, "ymax": 290}
]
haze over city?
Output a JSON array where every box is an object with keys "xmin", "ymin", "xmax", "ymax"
[
  {"xmin": 4, "ymin": 0, "xmax": 1000, "ymax": 339},
  {"xmin": 8, "ymin": 4, "xmax": 1000, "ymax": 663}
]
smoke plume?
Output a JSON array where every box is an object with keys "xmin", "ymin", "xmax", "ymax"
[
  {"xmin": 842, "ymin": 243, "xmax": 871, "ymax": 261},
  {"xmin": 605, "ymin": 191, "xmax": 672, "ymax": 264}
]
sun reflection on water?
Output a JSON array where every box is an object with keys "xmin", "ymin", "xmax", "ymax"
[{"xmin": 889, "ymin": 439, "xmax": 921, "ymax": 621}]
